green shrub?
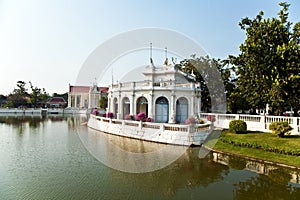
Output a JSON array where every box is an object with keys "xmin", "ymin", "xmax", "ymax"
[
  {"xmin": 269, "ymin": 121, "xmax": 293, "ymax": 138},
  {"xmin": 229, "ymin": 120, "xmax": 247, "ymax": 134}
]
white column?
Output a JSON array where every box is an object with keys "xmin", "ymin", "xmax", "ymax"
[
  {"xmin": 130, "ymin": 94, "xmax": 134, "ymax": 115},
  {"xmin": 88, "ymin": 92, "xmax": 92, "ymax": 108},
  {"xmin": 67, "ymin": 93, "xmax": 71, "ymax": 107},
  {"xmin": 74, "ymin": 95, "xmax": 77, "ymax": 108},
  {"xmin": 148, "ymin": 92, "xmax": 153, "ymax": 119},
  {"xmin": 117, "ymin": 93, "xmax": 121, "ymax": 119},
  {"xmin": 168, "ymin": 92, "xmax": 175, "ymax": 123}
]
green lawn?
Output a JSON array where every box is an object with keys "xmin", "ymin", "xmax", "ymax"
[{"xmin": 213, "ymin": 130, "xmax": 300, "ymax": 168}]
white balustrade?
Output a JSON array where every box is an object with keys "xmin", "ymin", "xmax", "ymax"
[{"xmin": 199, "ymin": 113, "xmax": 300, "ymax": 135}]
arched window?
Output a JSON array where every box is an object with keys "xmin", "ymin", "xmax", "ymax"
[
  {"xmin": 155, "ymin": 97, "xmax": 169, "ymax": 123},
  {"xmin": 176, "ymin": 97, "xmax": 188, "ymax": 123},
  {"xmin": 136, "ymin": 97, "xmax": 148, "ymax": 116}
]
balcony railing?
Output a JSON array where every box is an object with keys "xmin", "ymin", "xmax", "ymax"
[{"xmin": 110, "ymin": 80, "xmax": 197, "ymax": 92}]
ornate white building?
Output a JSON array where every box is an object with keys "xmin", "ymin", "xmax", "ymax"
[{"xmin": 107, "ymin": 61, "xmax": 201, "ymax": 124}]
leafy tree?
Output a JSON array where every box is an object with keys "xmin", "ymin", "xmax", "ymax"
[
  {"xmin": 99, "ymin": 96, "xmax": 108, "ymax": 109},
  {"xmin": 177, "ymin": 55, "xmax": 231, "ymax": 113},
  {"xmin": 0, "ymin": 95, "xmax": 7, "ymax": 107},
  {"xmin": 5, "ymin": 81, "xmax": 29, "ymax": 108},
  {"xmin": 28, "ymin": 81, "xmax": 50, "ymax": 107},
  {"xmin": 230, "ymin": 2, "xmax": 300, "ymax": 115},
  {"xmin": 5, "ymin": 81, "xmax": 51, "ymax": 108}
]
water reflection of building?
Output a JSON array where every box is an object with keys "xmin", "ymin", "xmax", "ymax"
[
  {"xmin": 213, "ymin": 152, "xmax": 300, "ymax": 184},
  {"xmin": 80, "ymin": 128, "xmax": 230, "ymax": 198}
]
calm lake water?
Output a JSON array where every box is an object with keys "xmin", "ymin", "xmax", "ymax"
[{"xmin": 1, "ymin": 115, "xmax": 300, "ymax": 200}]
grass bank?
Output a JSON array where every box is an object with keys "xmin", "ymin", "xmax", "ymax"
[{"xmin": 213, "ymin": 130, "xmax": 300, "ymax": 168}]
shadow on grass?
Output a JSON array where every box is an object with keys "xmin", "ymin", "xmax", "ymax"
[
  {"xmin": 223, "ymin": 129, "xmax": 265, "ymax": 135},
  {"xmin": 283, "ymin": 135, "xmax": 300, "ymax": 138}
]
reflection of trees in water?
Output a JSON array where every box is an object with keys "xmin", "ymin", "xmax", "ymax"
[
  {"xmin": 228, "ymin": 156, "xmax": 247, "ymax": 170},
  {"xmin": 0, "ymin": 115, "xmax": 71, "ymax": 135},
  {"xmin": 110, "ymin": 149, "xmax": 229, "ymax": 198},
  {"xmin": 0, "ymin": 116, "xmax": 44, "ymax": 134},
  {"xmin": 213, "ymin": 152, "xmax": 300, "ymax": 199},
  {"xmin": 234, "ymin": 167, "xmax": 300, "ymax": 199},
  {"xmin": 0, "ymin": 115, "xmax": 87, "ymax": 135}
]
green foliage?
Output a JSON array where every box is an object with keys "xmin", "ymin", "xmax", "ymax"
[
  {"xmin": 229, "ymin": 2, "xmax": 300, "ymax": 113},
  {"xmin": 228, "ymin": 156, "xmax": 246, "ymax": 170},
  {"xmin": 229, "ymin": 120, "xmax": 247, "ymax": 134},
  {"xmin": 269, "ymin": 121, "xmax": 293, "ymax": 138},
  {"xmin": 99, "ymin": 96, "xmax": 108, "ymax": 109},
  {"xmin": 176, "ymin": 55, "xmax": 231, "ymax": 112},
  {"xmin": 29, "ymin": 81, "xmax": 50, "ymax": 107},
  {"xmin": 5, "ymin": 81, "xmax": 29, "ymax": 107},
  {"xmin": 5, "ymin": 81, "xmax": 51, "ymax": 108}
]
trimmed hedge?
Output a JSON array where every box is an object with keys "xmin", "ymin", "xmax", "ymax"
[
  {"xmin": 229, "ymin": 120, "xmax": 247, "ymax": 134},
  {"xmin": 269, "ymin": 121, "xmax": 293, "ymax": 138}
]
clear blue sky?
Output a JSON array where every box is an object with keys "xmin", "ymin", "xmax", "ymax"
[{"xmin": 0, "ymin": 0, "xmax": 299, "ymax": 95}]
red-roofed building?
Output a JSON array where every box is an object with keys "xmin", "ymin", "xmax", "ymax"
[
  {"xmin": 68, "ymin": 84, "xmax": 108, "ymax": 109},
  {"xmin": 47, "ymin": 97, "xmax": 67, "ymax": 108}
]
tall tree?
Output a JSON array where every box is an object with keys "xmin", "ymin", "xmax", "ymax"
[
  {"xmin": 6, "ymin": 81, "xmax": 29, "ymax": 107},
  {"xmin": 230, "ymin": 2, "xmax": 300, "ymax": 115},
  {"xmin": 0, "ymin": 95, "xmax": 7, "ymax": 108},
  {"xmin": 176, "ymin": 55, "xmax": 230, "ymax": 113},
  {"xmin": 29, "ymin": 81, "xmax": 50, "ymax": 107}
]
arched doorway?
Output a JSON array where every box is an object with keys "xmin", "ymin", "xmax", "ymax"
[
  {"xmin": 155, "ymin": 97, "xmax": 169, "ymax": 123},
  {"xmin": 122, "ymin": 97, "xmax": 130, "ymax": 119},
  {"xmin": 136, "ymin": 97, "xmax": 148, "ymax": 116},
  {"xmin": 176, "ymin": 97, "xmax": 188, "ymax": 123},
  {"xmin": 113, "ymin": 98, "xmax": 118, "ymax": 117}
]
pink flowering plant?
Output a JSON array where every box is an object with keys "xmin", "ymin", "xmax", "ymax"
[
  {"xmin": 206, "ymin": 115, "xmax": 216, "ymax": 122},
  {"xmin": 125, "ymin": 114, "xmax": 135, "ymax": 120},
  {"xmin": 136, "ymin": 112, "xmax": 146, "ymax": 121},
  {"xmin": 145, "ymin": 117, "xmax": 153, "ymax": 122},
  {"xmin": 185, "ymin": 117, "xmax": 197, "ymax": 125},
  {"xmin": 91, "ymin": 108, "xmax": 99, "ymax": 115},
  {"xmin": 103, "ymin": 112, "xmax": 114, "ymax": 118}
]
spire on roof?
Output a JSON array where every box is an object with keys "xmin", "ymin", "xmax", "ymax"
[
  {"xmin": 164, "ymin": 47, "xmax": 168, "ymax": 65},
  {"xmin": 150, "ymin": 42, "xmax": 153, "ymax": 65}
]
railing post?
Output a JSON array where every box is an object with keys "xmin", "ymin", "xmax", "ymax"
[
  {"xmin": 260, "ymin": 115, "xmax": 266, "ymax": 130},
  {"xmin": 292, "ymin": 117, "xmax": 298, "ymax": 134},
  {"xmin": 161, "ymin": 124, "xmax": 165, "ymax": 132}
]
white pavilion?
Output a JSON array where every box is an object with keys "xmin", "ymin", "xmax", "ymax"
[{"xmin": 107, "ymin": 57, "xmax": 201, "ymax": 124}]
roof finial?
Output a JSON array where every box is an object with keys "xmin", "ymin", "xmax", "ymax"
[
  {"xmin": 165, "ymin": 47, "xmax": 167, "ymax": 59},
  {"xmin": 150, "ymin": 43, "xmax": 153, "ymax": 64},
  {"xmin": 164, "ymin": 47, "xmax": 168, "ymax": 65}
]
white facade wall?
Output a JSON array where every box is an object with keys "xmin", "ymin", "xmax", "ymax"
[{"xmin": 108, "ymin": 64, "xmax": 201, "ymax": 124}]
